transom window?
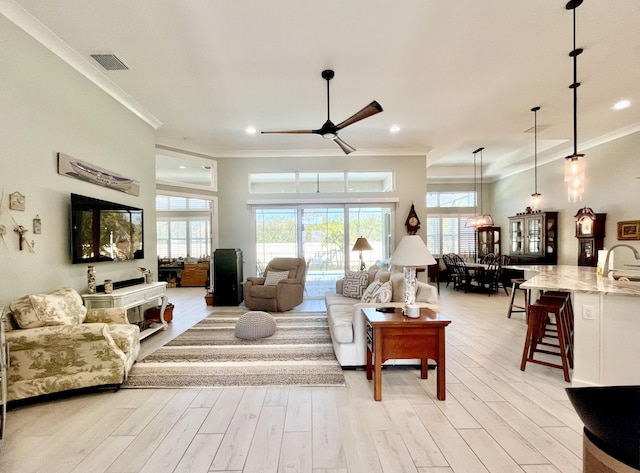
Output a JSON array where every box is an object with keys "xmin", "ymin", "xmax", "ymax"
[{"xmin": 249, "ymin": 171, "xmax": 394, "ymax": 194}]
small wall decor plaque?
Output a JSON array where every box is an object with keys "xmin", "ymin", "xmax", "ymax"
[
  {"xmin": 33, "ymin": 215, "xmax": 41, "ymax": 234},
  {"xmin": 617, "ymin": 220, "xmax": 640, "ymax": 240},
  {"xmin": 9, "ymin": 192, "xmax": 25, "ymax": 211}
]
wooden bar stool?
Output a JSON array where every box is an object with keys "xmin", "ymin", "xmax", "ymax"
[
  {"xmin": 520, "ymin": 295, "xmax": 573, "ymax": 382},
  {"xmin": 507, "ymin": 278, "xmax": 530, "ymax": 319}
]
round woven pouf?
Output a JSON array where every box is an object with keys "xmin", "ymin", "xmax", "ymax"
[{"xmin": 235, "ymin": 311, "xmax": 277, "ymax": 340}]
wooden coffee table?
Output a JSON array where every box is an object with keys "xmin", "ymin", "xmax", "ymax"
[{"xmin": 363, "ymin": 307, "xmax": 451, "ymax": 401}]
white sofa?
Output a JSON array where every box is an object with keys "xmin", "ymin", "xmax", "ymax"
[{"xmin": 325, "ymin": 267, "xmax": 439, "ymax": 367}]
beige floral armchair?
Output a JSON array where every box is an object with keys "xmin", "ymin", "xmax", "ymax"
[{"xmin": 3, "ymin": 287, "xmax": 140, "ymax": 402}]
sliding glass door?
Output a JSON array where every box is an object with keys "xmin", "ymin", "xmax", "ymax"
[{"xmin": 254, "ymin": 204, "xmax": 393, "ymax": 280}]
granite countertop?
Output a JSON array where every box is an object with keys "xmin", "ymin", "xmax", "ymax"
[{"xmin": 515, "ymin": 265, "xmax": 640, "ymax": 296}]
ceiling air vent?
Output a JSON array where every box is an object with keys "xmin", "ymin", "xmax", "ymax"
[
  {"xmin": 90, "ymin": 54, "xmax": 129, "ymax": 71},
  {"xmin": 524, "ymin": 124, "xmax": 549, "ymax": 133}
]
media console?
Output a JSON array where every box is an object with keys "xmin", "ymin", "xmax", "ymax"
[{"xmin": 81, "ymin": 282, "xmax": 168, "ymax": 341}]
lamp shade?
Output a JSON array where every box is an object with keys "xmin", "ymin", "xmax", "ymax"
[
  {"xmin": 390, "ymin": 235, "xmax": 436, "ymax": 267},
  {"xmin": 351, "ymin": 236, "xmax": 373, "ymax": 252}
]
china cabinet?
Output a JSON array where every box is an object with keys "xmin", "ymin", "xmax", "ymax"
[
  {"xmin": 508, "ymin": 211, "xmax": 558, "ymax": 264},
  {"xmin": 477, "ymin": 226, "xmax": 500, "ymax": 260}
]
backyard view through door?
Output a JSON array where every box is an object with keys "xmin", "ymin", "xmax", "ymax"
[{"xmin": 255, "ymin": 206, "xmax": 392, "ymax": 297}]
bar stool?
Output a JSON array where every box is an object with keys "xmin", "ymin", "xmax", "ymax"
[
  {"xmin": 520, "ymin": 294, "xmax": 574, "ymax": 382},
  {"xmin": 507, "ymin": 278, "xmax": 530, "ymax": 319}
]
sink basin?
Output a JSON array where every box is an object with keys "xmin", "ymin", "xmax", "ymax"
[
  {"xmin": 566, "ymin": 386, "xmax": 640, "ymax": 469},
  {"xmin": 611, "ymin": 271, "xmax": 640, "ymax": 282}
]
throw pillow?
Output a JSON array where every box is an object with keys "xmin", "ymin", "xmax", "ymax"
[
  {"xmin": 264, "ymin": 270, "xmax": 290, "ymax": 286},
  {"xmin": 370, "ymin": 281, "xmax": 392, "ymax": 303},
  {"xmin": 12, "ymin": 287, "xmax": 86, "ymax": 328},
  {"xmin": 390, "ymin": 272, "xmax": 406, "ymax": 302},
  {"xmin": 416, "ymin": 281, "xmax": 439, "ymax": 304},
  {"xmin": 361, "ymin": 280, "xmax": 382, "ymax": 303},
  {"xmin": 342, "ymin": 271, "xmax": 369, "ymax": 299}
]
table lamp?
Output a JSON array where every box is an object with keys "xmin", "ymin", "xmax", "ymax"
[
  {"xmin": 390, "ymin": 235, "xmax": 436, "ymax": 316},
  {"xmin": 352, "ymin": 236, "xmax": 373, "ymax": 271}
]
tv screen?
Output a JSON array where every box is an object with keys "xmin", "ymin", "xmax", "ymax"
[{"xmin": 71, "ymin": 193, "xmax": 144, "ymax": 264}]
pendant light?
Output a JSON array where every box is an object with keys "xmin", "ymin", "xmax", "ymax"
[
  {"xmin": 465, "ymin": 149, "xmax": 479, "ymax": 227},
  {"xmin": 475, "ymin": 147, "xmax": 494, "ymax": 227},
  {"xmin": 530, "ymin": 106, "xmax": 542, "ymax": 210},
  {"xmin": 564, "ymin": 0, "xmax": 585, "ymax": 202}
]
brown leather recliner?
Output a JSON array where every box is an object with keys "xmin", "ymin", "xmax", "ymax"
[{"xmin": 243, "ymin": 258, "xmax": 306, "ymax": 312}]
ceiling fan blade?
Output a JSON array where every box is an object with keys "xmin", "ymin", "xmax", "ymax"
[
  {"xmin": 335, "ymin": 100, "xmax": 383, "ymax": 130},
  {"xmin": 333, "ymin": 136, "xmax": 356, "ymax": 155},
  {"xmin": 261, "ymin": 130, "xmax": 315, "ymax": 134}
]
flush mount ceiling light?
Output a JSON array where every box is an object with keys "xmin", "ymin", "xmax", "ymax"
[
  {"xmin": 390, "ymin": 125, "xmax": 401, "ymax": 134},
  {"xmin": 530, "ymin": 106, "xmax": 542, "ymax": 210},
  {"xmin": 564, "ymin": 0, "xmax": 586, "ymax": 202},
  {"xmin": 246, "ymin": 126, "xmax": 257, "ymax": 135},
  {"xmin": 613, "ymin": 100, "xmax": 631, "ymax": 110}
]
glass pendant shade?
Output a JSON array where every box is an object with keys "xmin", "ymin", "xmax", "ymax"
[
  {"xmin": 530, "ymin": 192, "xmax": 542, "ymax": 210},
  {"xmin": 564, "ymin": 157, "xmax": 585, "ymax": 182},
  {"xmin": 565, "ymin": 156, "xmax": 585, "ymax": 201},
  {"xmin": 475, "ymin": 214, "xmax": 494, "ymax": 227}
]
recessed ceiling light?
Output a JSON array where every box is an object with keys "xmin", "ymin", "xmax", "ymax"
[
  {"xmin": 613, "ymin": 99, "xmax": 631, "ymax": 110},
  {"xmin": 390, "ymin": 125, "xmax": 400, "ymax": 134},
  {"xmin": 246, "ymin": 127, "xmax": 257, "ymax": 135},
  {"xmin": 178, "ymin": 165, "xmax": 186, "ymax": 169}
]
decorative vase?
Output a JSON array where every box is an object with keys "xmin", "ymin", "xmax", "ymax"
[
  {"xmin": 104, "ymin": 279, "xmax": 113, "ymax": 293},
  {"xmin": 87, "ymin": 266, "xmax": 96, "ymax": 294}
]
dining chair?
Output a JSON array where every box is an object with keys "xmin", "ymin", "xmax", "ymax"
[
  {"xmin": 449, "ymin": 253, "xmax": 472, "ymax": 292},
  {"xmin": 481, "ymin": 253, "xmax": 496, "ymax": 264}
]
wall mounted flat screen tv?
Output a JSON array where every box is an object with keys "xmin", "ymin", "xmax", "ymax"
[{"xmin": 71, "ymin": 193, "xmax": 144, "ymax": 264}]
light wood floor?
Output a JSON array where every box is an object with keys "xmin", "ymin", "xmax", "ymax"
[{"xmin": 0, "ymin": 285, "xmax": 584, "ymax": 473}]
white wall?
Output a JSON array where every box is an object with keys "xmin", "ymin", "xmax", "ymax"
[
  {"xmin": 492, "ymin": 131, "xmax": 640, "ymax": 266},
  {"xmin": 215, "ymin": 154, "xmax": 428, "ymax": 277},
  {"xmin": 0, "ymin": 17, "xmax": 157, "ymax": 303}
]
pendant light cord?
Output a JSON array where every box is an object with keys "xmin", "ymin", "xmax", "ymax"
[{"xmin": 533, "ymin": 106, "xmax": 539, "ymax": 194}]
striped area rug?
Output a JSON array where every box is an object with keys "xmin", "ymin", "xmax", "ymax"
[{"xmin": 123, "ymin": 309, "xmax": 346, "ymax": 388}]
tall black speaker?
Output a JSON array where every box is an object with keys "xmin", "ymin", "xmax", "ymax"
[{"xmin": 213, "ymin": 249, "xmax": 243, "ymax": 305}]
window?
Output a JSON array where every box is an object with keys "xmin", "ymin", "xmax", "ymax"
[
  {"xmin": 156, "ymin": 195, "xmax": 211, "ymax": 259},
  {"xmin": 249, "ymin": 171, "xmax": 395, "ymax": 193},
  {"xmin": 253, "ymin": 204, "xmax": 393, "ymax": 278},
  {"xmin": 427, "ymin": 191, "xmax": 475, "ymax": 208},
  {"xmin": 426, "ymin": 191, "xmax": 476, "ymax": 259},
  {"xmin": 426, "ymin": 215, "xmax": 475, "ymax": 258}
]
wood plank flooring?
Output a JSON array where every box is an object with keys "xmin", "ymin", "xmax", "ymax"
[{"xmin": 0, "ymin": 286, "xmax": 584, "ymax": 473}]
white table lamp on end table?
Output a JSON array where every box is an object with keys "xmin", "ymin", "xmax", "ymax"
[{"xmin": 390, "ymin": 235, "xmax": 436, "ymax": 317}]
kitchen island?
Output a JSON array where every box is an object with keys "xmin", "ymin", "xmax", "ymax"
[{"xmin": 517, "ymin": 265, "xmax": 640, "ymax": 387}]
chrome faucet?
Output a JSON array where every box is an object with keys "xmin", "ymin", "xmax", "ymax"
[{"xmin": 602, "ymin": 244, "xmax": 640, "ymax": 278}]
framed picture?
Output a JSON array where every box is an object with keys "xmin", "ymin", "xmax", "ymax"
[{"xmin": 617, "ymin": 220, "xmax": 640, "ymax": 240}]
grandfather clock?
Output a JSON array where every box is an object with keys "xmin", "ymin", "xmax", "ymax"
[{"xmin": 575, "ymin": 208, "xmax": 606, "ymax": 267}]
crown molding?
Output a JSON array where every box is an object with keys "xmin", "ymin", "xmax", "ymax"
[{"xmin": 1, "ymin": 0, "xmax": 162, "ymax": 129}]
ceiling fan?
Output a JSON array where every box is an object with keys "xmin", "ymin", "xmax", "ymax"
[{"xmin": 261, "ymin": 69, "xmax": 383, "ymax": 154}]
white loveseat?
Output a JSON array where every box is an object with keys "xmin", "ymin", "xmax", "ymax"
[{"xmin": 325, "ymin": 266, "xmax": 439, "ymax": 366}]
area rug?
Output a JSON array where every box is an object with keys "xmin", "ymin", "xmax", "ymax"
[{"xmin": 122, "ymin": 309, "xmax": 346, "ymax": 388}]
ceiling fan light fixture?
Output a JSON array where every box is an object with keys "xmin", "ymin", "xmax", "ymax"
[{"xmin": 260, "ymin": 70, "xmax": 382, "ymax": 154}]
